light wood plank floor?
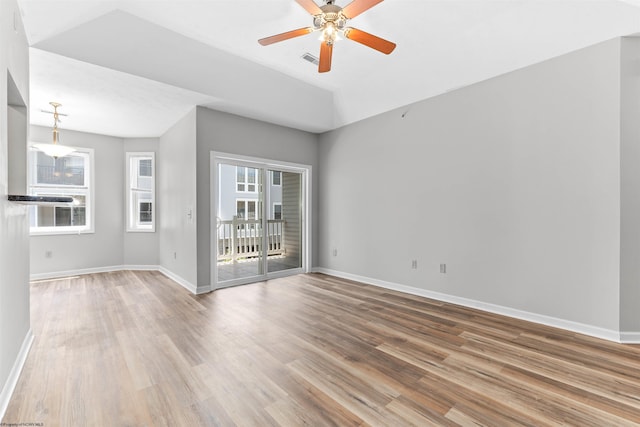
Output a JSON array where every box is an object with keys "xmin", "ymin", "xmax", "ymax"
[{"xmin": 4, "ymin": 271, "xmax": 640, "ymax": 426}]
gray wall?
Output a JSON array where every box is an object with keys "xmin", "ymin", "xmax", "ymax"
[
  {"xmin": 620, "ymin": 37, "xmax": 640, "ymax": 334},
  {"xmin": 0, "ymin": 0, "xmax": 30, "ymax": 412},
  {"xmin": 195, "ymin": 107, "xmax": 318, "ymax": 289},
  {"xmin": 318, "ymin": 38, "xmax": 623, "ymax": 332},
  {"xmin": 158, "ymin": 109, "xmax": 198, "ymax": 286},
  {"xmin": 8, "ymin": 105, "xmax": 27, "ymax": 195},
  {"xmin": 30, "ymin": 130, "xmax": 160, "ymax": 275}
]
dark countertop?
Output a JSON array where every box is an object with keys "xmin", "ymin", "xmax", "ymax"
[{"xmin": 8, "ymin": 195, "xmax": 74, "ymax": 205}]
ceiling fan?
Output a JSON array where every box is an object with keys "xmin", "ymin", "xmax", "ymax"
[{"xmin": 258, "ymin": 0, "xmax": 396, "ymax": 73}]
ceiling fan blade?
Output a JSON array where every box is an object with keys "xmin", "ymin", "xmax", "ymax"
[
  {"xmin": 341, "ymin": 0, "xmax": 384, "ymax": 19},
  {"xmin": 258, "ymin": 27, "xmax": 314, "ymax": 46},
  {"xmin": 344, "ymin": 27, "xmax": 396, "ymax": 54},
  {"xmin": 319, "ymin": 42, "xmax": 333, "ymax": 73},
  {"xmin": 295, "ymin": 0, "xmax": 323, "ymax": 15}
]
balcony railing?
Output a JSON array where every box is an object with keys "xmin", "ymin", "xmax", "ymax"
[{"xmin": 217, "ymin": 217, "xmax": 285, "ymax": 262}]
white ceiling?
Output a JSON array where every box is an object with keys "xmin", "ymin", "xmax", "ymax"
[{"xmin": 17, "ymin": 0, "xmax": 640, "ymax": 138}]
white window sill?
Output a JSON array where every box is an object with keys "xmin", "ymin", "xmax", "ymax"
[{"xmin": 30, "ymin": 228, "xmax": 94, "ymax": 236}]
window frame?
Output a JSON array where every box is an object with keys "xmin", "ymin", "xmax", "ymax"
[
  {"xmin": 273, "ymin": 202, "xmax": 282, "ymax": 220},
  {"xmin": 236, "ymin": 166, "xmax": 258, "ymax": 193},
  {"xmin": 236, "ymin": 198, "xmax": 259, "ymax": 220},
  {"xmin": 126, "ymin": 152, "xmax": 156, "ymax": 233},
  {"xmin": 28, "ymin": 147, "xmax": 95, "ymax": 235},
  {"xmin": 272, "ymin": 170, "xmax": 282, "ymax": 186}
]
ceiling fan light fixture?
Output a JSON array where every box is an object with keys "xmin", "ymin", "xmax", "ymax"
[
  {"xmin": 319, "ymin": 22, "xmax": 341, "ymax": 44},
  {"xmin": 259, "ymin": 0, "xmax": 395, "ymax": 72}
]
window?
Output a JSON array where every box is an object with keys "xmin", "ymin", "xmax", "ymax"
[
  {"xmin": 139, "ymin": 202, "xmax": 153, "ymax": 223},
  {"xmin": 29, "ymin": 148, "xmax": 94, "ymax": 234},
  {"xmin": 272, "ymin": 171, "xmax": 281, "ymax": 186},
  {"xmin": 126, "ymin": 152, "xmax": 155, "ymax": 232},
  {"xmin": 237, "ymin": 166, "xmax": 257, "ymax": 192},
  {"xmin": 236, "ymin": 199, "xmax": 257, "ymax": 219},
  {"xmin": 273, "ymin": 203, "xmax": 282, "ymax": 220}
]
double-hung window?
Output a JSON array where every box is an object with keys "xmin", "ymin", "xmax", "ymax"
[
  {"xmin": 272, "ymin": 171, "xmax": 281, "ymax": 186},
  {"xmin": 126, "ymin": 152, "xmax": 155, "ymax": 232},
  {"xmin": 236, "ymin": 199, "xmax": 257, "ymax": 220},
  {"xmin": 236, "ymin": 167, "xmax": 258, "ymax": 192},
  {"xmin": 273, "ymin": 203, "xmax": 282, "ymax": 220},
  {"xmin": 28, "ymin": 148, "xmax": 94, "ymax": 234}
]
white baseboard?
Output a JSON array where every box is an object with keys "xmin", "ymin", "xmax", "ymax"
[
  {"xmin": 30, "ymin": 265, "xmax": 125, "ymax": 281},
  {"xmin": 312, "ymin": 267, "xmax": 630, "ymax": 344},
  {"xmin": 620, "ymin": 332, "xmax": 640, "ymax": 343},
  {"xmin": 0, "ymin": 329, "xmax": 34, "ymax": 421},
  {"xmin": 29, "ymin": 265, "xmax": 210, "ymax": 295},
  {"xmin": 121, "ymin": 264, "xmax": 161, "ymax": 272},
  {"xmin": 31, "ymin": 265, "xmax": 161, "ymax": 281},
  {"xmin": 157, "ymin": 267, "xmax": 208, "ymax": 295}
]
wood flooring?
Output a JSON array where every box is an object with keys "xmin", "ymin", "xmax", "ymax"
[{"xmin": 3, "ymin": 270, "xmax": 640, "ymax": 426}]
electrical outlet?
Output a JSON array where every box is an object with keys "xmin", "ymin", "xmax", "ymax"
[
  {"xmin": 411, "ymin": 260, "xmax": 418, "ymax": 269},
  {"xmin": 440, "ymin": 263, "xmax": 447, "ymax": 274},
  {"xmin": 45, "ymin": 251, "xmax": 52, "ymax": 258},
  {"xmin": 173, "ymin": 252, "xmax": 177, "ymax": 259},
  {"xmin": 332, "ymin": 248, "xmax": 338, "ymax": 257}
]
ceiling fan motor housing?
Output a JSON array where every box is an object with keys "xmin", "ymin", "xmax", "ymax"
[{"xmin": 315, "ymin": 4, "xmax": 347, "ymax": 30}]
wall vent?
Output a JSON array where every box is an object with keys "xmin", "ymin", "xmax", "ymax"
[{"xmin": 301, "ymin": 52, "xmax": 319, "ymax": 65}]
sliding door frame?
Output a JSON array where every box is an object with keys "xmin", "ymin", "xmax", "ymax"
[{"xmin": 211, "ymin": 151, "xmax": 312, "ymax": 290}]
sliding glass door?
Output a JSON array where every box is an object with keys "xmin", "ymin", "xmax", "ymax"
[{"xmin": 213, "ymin": 155, "xmax": 308, "ymax": 289}]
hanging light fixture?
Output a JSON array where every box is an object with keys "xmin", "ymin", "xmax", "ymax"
[
  {"xmin": 32, "ymin": 102, "xmax": 75, "ymax": 159},
  {"xmin": 258, "ymin": 0, "xmax": 396, "ymax": 73}
]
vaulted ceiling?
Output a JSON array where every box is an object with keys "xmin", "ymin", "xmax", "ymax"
[{"xmin": 17, "ymin": 0, "xmax": 640, "ymax": 137}]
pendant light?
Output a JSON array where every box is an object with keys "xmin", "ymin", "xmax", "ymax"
[{"xmin": 32, "ymin": 102, "xmax": 75, "ymax": 159}]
